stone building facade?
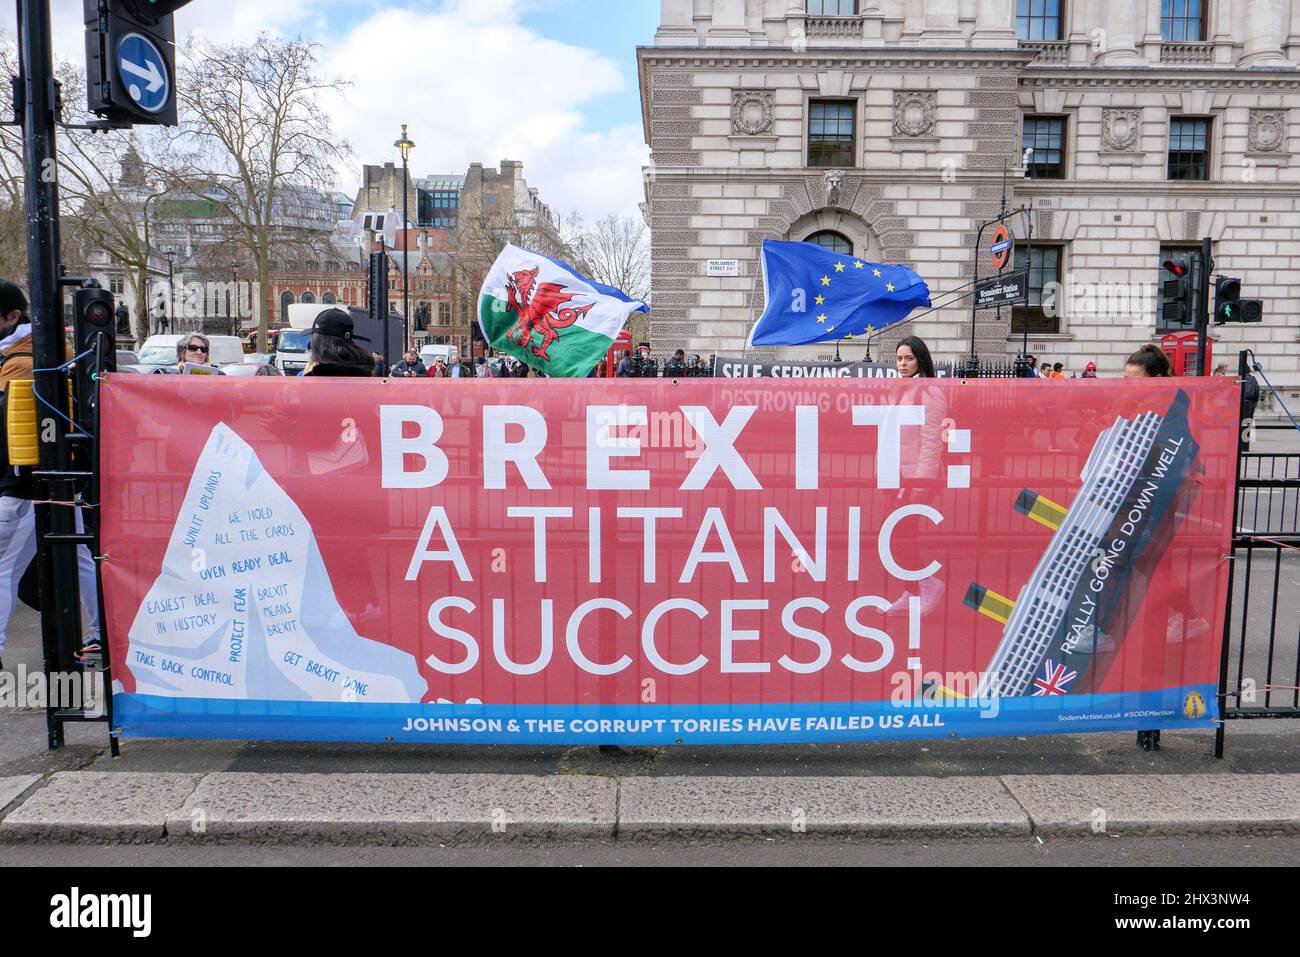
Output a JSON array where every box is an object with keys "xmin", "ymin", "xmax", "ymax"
[{"xmin": 639, "ymin": 0, "xmax": 1300, "ymax": 398}]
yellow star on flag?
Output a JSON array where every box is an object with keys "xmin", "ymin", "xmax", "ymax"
[
  {"xmin": 817, "ymin": 314, "xmax": 828, "ymax": 323},
  {"xmin": 820, "ymin": 275, "xmax": 831, "ymax": 287},
  {"xmin": 845, "ymin": 333, "xmax": 855, "ymax": 340},
  {"xmin": 872, "ymin": 268, "xmax": 882, "ymax": 278},
  {"xmin": 834, "ymin": 262, "xmax": 846, "ymax": 273},
  {"xmin": 826, "ymin": 326, "xmax": 836, "ymax": 332},
  {"xmin": 886, "ymin": 283, "xmax": 895, "ymax": 293},
  {"xmin": 814, "ymin": 295, "xmax": 825, "ymax": 305},
  {"xmin": 854, "ymin": 261, "xmax": 865, "ymax": 269},
  {"xmin": 864, "ymin": 325, "xmax": 875, "ymax": 337}
]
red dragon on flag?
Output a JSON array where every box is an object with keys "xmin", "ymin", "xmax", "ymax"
[{"xmin": 504, "ymin": 267, "xmax": 595, "ymax": 362}]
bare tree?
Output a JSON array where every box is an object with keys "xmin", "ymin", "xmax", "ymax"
[
  {"xmin": 0, "ymin": 40, "xmax": 30, "ymax": 283},
  {"xmin": 0, "ymin": 36, "xmax": 181, "ymax": 344},
  {"xmin": 564, "ymin": 212, "xmax": 651, "ymax": 344},
  {"xmin": 569, "ymin": 213, "xmax": 650, "ymax": 302},
  {"xmin": 174, "ymin": 34, "xmax": 351, "ymax": 351},
  {"xmin": 447, "ymin": 186, "xmax": 576, "ymax": 331},
  {"xmin": 59, "ymin": 129, "xmax": 180, "ymax": 346}
]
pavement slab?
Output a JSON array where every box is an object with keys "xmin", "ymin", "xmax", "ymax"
[
  {"xmin": 165, "ymin": 772, "xmax": 618, "ymax": 844},
  {"xmin": 617, "ymin": 774, "xmax": 1030, "ymax": 839},
  {"xmin": 0, "ymin": 775, "xmax": 39, "ymax": 814},
  {"xmin": 1001, "ymin": 773, "xmax": 1300, "ymax": 835},
  {"xmin": 0, "ymin": 771, "xmax": 201, "ymax": 843}
]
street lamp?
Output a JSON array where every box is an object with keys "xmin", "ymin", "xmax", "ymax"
[
  {"xmin": 394, "ymin": 123, "xmax": 416, "ymax": 352},
  {"xmin": 231, "ymin": 261, "xmax": 240, "ymax": 338},
  {"xmin": 162, "ymin": 249, "xmax": 176, "ymax": 334}
]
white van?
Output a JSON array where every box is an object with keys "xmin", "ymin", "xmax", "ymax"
[
  {"xmin": 135, "ymin": 334, "xmax": 245, "ymax": 372},
  {"xmin": 418, "ymin": 343, "xmax": 459, "ymax": 369}
]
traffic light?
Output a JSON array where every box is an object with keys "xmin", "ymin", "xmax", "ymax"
[
  {"xmin": 1214, "ymin": 276, "xmax": 1263, "ymax": 324},
  {"xmin": 1214, "ymin": 276, "xmax": 1240, "ymax": 324},
  {"xmin": 83, "ymin": 0, "xmax": 194, "ymax": 126},
  {"xmin": 1161, "ymin": 259, "xmax": 1191, "ymax": 327},
  {"xmin": 71, "ymin": 281, "xmax": 117, "ymax": 429}
]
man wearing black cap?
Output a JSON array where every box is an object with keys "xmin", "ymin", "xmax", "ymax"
[{"xmin": 303, "ymin": 308, "xmax": 375, "ymax": 377}]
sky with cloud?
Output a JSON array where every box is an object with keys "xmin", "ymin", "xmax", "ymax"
[{"xmin": 2, "ymin": 0, "xmax": 659, "ymax": 222}]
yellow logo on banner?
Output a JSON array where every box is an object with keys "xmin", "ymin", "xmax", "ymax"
[{"xmin": 1183, "ymin": 691, "xmax": 1207, "ymax": 719}]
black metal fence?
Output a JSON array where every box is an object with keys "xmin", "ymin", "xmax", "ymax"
[
  {"xmin": 1216, "ymin": 422, "xmax": 1300, "ymax": 756},
  {"xmin": 614, "ymin": 354, "xmax": 715, "ymax": 378},
  {"xmin": 951, "ymin": 358, "xmax": 1025, "ymax": 379}
]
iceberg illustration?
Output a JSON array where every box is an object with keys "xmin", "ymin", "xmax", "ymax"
[{"xmin": 125, "ymin": 423, "xmax": 428, "ymax": 704}]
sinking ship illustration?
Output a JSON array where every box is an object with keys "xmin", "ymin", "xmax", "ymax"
[{"xmin": 968, "ymin": 391, "xmax": 1200, "ymax": 699}]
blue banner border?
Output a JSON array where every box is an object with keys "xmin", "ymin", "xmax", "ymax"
[{"xmin": 113, "ymin": 685, "xmax": 1218, "ymax": 746}]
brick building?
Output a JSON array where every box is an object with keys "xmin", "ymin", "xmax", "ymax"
[
  {"xmin": 334, "ymin": 159, "xmax": 563, "ymax": 356},
  {"xmin": 639, "ymin": 0, "xmax": 1300, "ymax": 398}
]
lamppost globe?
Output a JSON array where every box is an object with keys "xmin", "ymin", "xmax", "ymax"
[{"xmin": 394, "ymin": 124, "xmax": 415, "ymax": 159}]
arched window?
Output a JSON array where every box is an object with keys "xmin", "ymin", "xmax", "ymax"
[
  {"xmin": 279, "ymin": 290, "xmax": 295, "ymax": 323},
  {"xmin": 805, "ymin": 230, "xmax": 852, "ymax": 256},
  {"xmin": 301, "ymin": 290, "xmax": 316, "ymax": 305},
  {"xmin": 322, "ymin": 292, "xmax": 336, "ymax": 304}
]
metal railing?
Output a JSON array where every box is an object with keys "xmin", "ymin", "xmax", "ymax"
[{"xmin": 1217, "ymin": 422, "xmax": 1300, "ymax": 755}]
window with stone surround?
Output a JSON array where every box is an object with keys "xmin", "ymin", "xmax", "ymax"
[
  {"xmin": 1157, "ymin": 245, "xmax": 1205, "ymax": 332},
  {"xmin": 806, "ymin": 230, "xmax": 853, "ymax": 256},
  {"xmin": 1012, "ymin": 244, "xmax": 1062, "ymax": 335},
  {"xmin": 1017, "ymin": 0, "xmax": 1063, "ymax": 41},
  {"xmin": 1161, "ymin": 0, "xmax": 1206, "ymax": 41},
  {"xmin": 1023, "ymin": 116, "xmax": 1066, "ymax": 179},
  {"xmin": 807, "ymin": 0, "xmax": 856, "ymax": 13},
  {"xmin": 808, "ymin": 100, "xmax": 855, "ymax": 168},
  {"xmin": 1168, "ymin": 118, "xmax": 1210, "ymax": 180}
]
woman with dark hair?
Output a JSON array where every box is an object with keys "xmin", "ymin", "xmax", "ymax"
[
  {"xmin": 895, "ymin": 335, "xmax": 937, "ymax": 379},
  {"xmin": 1124, "ymin": 344, "xmax": 1173, "ymax": 379},
  {"xmin": 302, "ymin": 309, "xmax": 374, "ymax": 377},
  {"xmin": 888, "ymin": 332, "xmax": 944, "ymax": 619}
]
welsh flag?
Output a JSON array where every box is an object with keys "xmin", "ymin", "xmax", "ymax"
[{"xmin": 478, "ymin": 244, "xmax": 648, "ymax": 378}]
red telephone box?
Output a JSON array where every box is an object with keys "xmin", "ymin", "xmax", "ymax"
[
  {"xmin": 1160, "ymin": 331, "xmax": 1211, "ymax": 377},
  {"xmin": 598, "ymin": 330, "xmax": 633, "ymax": 377}
]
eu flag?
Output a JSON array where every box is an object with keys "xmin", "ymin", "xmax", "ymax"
[{"xmin": 748, "ymin": 240, "xmax": 931, "ymax": 346}]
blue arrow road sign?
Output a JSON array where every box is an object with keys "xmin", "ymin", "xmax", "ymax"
[{"xmin": 117, "ymin": 33, "xmax": 170, "ymax": 114}]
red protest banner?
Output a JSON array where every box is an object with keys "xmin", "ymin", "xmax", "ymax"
[{"xmin": 100, "ymin": 376, "xmax": 1238, "ymax": 745}]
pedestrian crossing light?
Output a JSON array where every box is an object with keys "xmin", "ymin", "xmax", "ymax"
[
  {"xmin": 83, "ymin": 0, "xmax": 195, "ymax": 127},
  {"xmin": 1214, "ymin": 276, "xmax": 1241, "ymax": 324},
  {"xmin": 1213, "ymin": 276, "xmax": 1263, "ymax": 324}
]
